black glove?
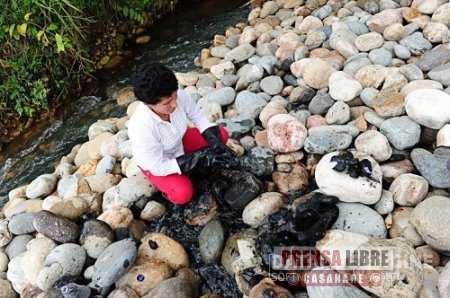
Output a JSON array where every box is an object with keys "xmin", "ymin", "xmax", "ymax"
[
  {"xmin": 202, "ymin": 125, "xmax": 240, "ymax": 169},
  {"xmin": 176, "ymin": 147, "xmax": 235, "ymax": 175},
  {"xmin": 202, "ymin": 126, "xmax": 223, "ymax": 148}
]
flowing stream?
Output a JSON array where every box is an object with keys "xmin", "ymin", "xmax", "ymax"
[{"xmin": 0, "ymin": 0, "xmax": 250, "ymax": 206}]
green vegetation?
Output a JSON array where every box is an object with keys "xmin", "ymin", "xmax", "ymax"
[{"xmin": 0, "ymin": 0, "xmax": 173, "ymax": 122}]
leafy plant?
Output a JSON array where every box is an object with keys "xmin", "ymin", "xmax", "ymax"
[{"xmin": 0, "ymin": 0, "xmax": 176, "ymax": 122}]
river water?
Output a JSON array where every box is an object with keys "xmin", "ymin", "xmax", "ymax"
[{"xmin": 0, "ymin": 0, "xmax": 249, "ymax": 206}]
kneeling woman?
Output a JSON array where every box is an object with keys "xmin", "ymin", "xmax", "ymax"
[{"xmin": 128, "ymin": 62, "xmax": 235, "ymax": 204}]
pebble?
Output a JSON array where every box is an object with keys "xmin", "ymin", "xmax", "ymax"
[
  {"xmin": 315, "ymin": 151, "xmax": 383, "ymax": 204},
  {"xmin": 332, "ymin": 202, "xmax": 387, "ymax": 238},
  {"xmin": 355, "ymin": 130, "xmax": 392, "ymax": 162},
  {"xmin": 380, "ymin": 116, "xmax": 421, "ymax": 150},
  {"xmin": 8, "ymin": 213, "xmax": 35, "ymax": 235},
  {"xmin": 411, "ymin": 148, "xmax": 450, "ymax": 188},
  {"xmin": 389, "ymin": 173, "xmax": 428, "ymax": 207},
  {"xmin": 373, "ymin": 190, "xmax": 394, "ymax": 215},
  {"xmin": 405, "ymin": 89, "xmax": 450, "ymax": 129},
  {"xmin": 411, "ymin": 196, "xmax": 450, "ymax": 254},
  {"xmin": 199, "ymin": 220, "xmax": 225, "ymax": 264},
  {"xmin": 91, "ymin": 238, "xmax": 137, "ymax": 287},
  {"xmin": 33, "ymin": 210, "xmax": 79, "ymax": 243},
  {"xmin": 242, "ymin": 192, "xmax": 287, "ymax": 227},
  {"xmin": 36, "ymin": 243, "xmax": 86, "ymax": 290}
]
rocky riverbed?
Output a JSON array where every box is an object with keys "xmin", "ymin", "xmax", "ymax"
[{"xmin": 2, "ymin": 0, "xmax": 450, "ymax": 297}]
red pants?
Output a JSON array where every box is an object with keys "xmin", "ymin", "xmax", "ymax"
[{"xmin": 141, "ymin": 127, "xmax": 229, "ymax": 204}]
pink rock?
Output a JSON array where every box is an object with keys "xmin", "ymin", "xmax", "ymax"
[
  {"xmin": 306, "ymin": 115, "xmax": 327, "ymax": 128},
  {"xmin": 367, "ymin": 9, "xmax": 403, "ymax": 33},
  {"xmin": 267, "ymin": 114, "xmax": 307, "ymax": 153}
]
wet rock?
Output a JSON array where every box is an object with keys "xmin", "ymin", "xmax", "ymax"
[
  {"xmin": 411, "ymin": 196, "xmax": 450, "ymax": 254},
  {"xmin": 36, "ymin": 243, "xmax": 86, "ymax": 290},
  {"xmin": 199, "ymin": 220, "xmax": 225, "ymax": 264},
  {"xmin": 332, "ymin": 202, "xmax": 387, "ymax": 238},
  {"xmin": 138, "ymin": 233, "xmax": 189, "ymax": 271},
  {"xmin": 315, "ymin": 151, "xmax": 383, "ymax": 204},
  {"xmin": 90, "ymin": 238, "xmax": 137, "ymax": 288},
  {"xmin": 116, "ymin": 260, "xmax": 173, "ymax": 296},
  {"xmin": 411, "ymin": 148, "xmax": 450, "ymax": 188},
  {"xmin": 33, "ymin": 210, "xmax": 79, "ymax": 243},
  {"xmin": 80, "ymin": 219, "xmax": 115, "ymax": 258}
]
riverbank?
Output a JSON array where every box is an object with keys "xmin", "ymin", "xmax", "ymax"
[{"xmin": 1, "ymin": 0, "xmax": 450, "ymax": 297}]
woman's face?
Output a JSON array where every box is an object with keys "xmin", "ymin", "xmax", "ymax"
[{"xmin": 149, "ymin": 90, "xmax": 178, "ymax": 116}]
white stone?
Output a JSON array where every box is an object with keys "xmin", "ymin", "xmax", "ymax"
[
  {"xmin": 389, "ymin": 174, "xmax": 428, "ymax": 207},
  {"xmin": 355, "ymin": 130, "xmax": 392, "ymax": 162},
  {"xmin": 328, "ymin": 71, "xmax": 363, "ymax": 102},
  {"xmin": 325, "ymin": 101, "xmax": 351, "ymax": 125},
  {"xmin": 26, "ymin": 174, "xmax": 58, "ymax": 199},
  {"xmin": 437, "ymin": 124, "xmax": 450, "ymax": 147},
  {"xmin": 405, "ymin": 89, "xmax": 450, "ymax": 129},
  {"xmin": 315, "ymin": 151, "xmax": 383, "ymax": 204}
]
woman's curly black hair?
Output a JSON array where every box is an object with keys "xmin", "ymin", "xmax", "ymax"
[{"xmin": 132, "ymin": 61, "xmax": 178, "ymax": 104}]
